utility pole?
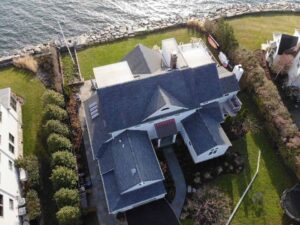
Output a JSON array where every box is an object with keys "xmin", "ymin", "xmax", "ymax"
[{"xmin": 57, "ymin": 21, "xmax": 75, "ymax": 65}]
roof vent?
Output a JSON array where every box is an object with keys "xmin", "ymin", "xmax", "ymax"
[
  {"xmin": 131, "ymin": 168, "xmax": 137, "ymax": 176},
  {"xmin": 89, "ymin": 102, "xmax": 99, "ymax": 119}
]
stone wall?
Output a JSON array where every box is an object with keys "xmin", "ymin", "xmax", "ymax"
[{"xmin": 1, "ymin": 2, "xmax": 300, "ymax": 68}]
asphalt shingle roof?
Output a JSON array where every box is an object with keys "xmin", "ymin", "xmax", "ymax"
[
  {"xmin": 97, "ymin": 63, "xmax": 223, "ymax": 133},
  {"xmin": 182, "ymin": 103, "xmax": 230, "ymax": 155},
  {"xmin": 98, "ymin": 130, "xmax": 165, "ymax": 213},
  {"xmin": 123, "ymin": 44, "xmax": 162, "ymax": 75},
  {"xmin": 278, "ymin": 34, "xmax": 299, "ymax": 55}
]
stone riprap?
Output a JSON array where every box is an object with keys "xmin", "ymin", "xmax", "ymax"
[{"xmin": 1, "ymin": 2, "xmax": 300, "ymax": 66}]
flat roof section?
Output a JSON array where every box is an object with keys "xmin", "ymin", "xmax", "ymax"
[{"xmin": 94, "ymin": 61, "xmax": 134, "ymax": 89}]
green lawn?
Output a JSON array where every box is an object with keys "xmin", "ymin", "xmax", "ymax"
[
  {"xmin": 77, "ymin": 27, "xmax": 199, "ymax": 80},
  {"xmin": 0, "ymin": 67, "xmax": 46, "ymax": 155},
  {"xmin": 227, "ymin": 13, "xmax": 300, "ymax": 50},
  {"xmin": 213, "ymin": 94, "xmax": 296, "ymax": 225}
]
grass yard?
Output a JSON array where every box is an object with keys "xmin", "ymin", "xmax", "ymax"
[
  {"xmin": 227, "ymin": 13, "xmax": 300, "ymax": 50},
  {"xmin": 76, "ymin": 27, "xmax": 200, "ymax": 80},
  {"xmin": 0, "ymin": 67, "xmax": 46, "ymax": 155},
  {"xmin": 182, "ymin": 93, "xmax": 297, "ymax": 225}
]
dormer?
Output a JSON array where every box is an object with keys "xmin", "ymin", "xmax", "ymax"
[{"xmin": 144, "ymin": 86, "xmax": 187, "ymax": 121}]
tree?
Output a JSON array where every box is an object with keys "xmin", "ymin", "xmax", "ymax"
[
  {"xmin": 50, "ymin": 167, "xmax": 78, "ymax": 190},
  {"xmin": 181, "ymin": 186, "xmax": 231, "ymax": 225},
  {"xmin": 214, "ymin": 19, "xmax": 239, "ymax": 55},
  {"xmin": 47, "ymin": 133, "xmax": 72, "ymax": 153},
  {"xmin": 54, "ymin": 188, "xmax": 80, "ymax": 209},
  {"xmin": 44, "ymin": 120, "xmax": 70, "ymax": 137},
  {"xmin": 42, "ymin": 89, "xmax": 65, "ymax": 108},
  {"xmin": 26, "ymin": 190, "xmax": 41, "ymax": 221},
  {"xmin": 56, "ymin": 206, "xmax": 80, "ymax": 225},
  {"xmin": 272, "ymin": 54, "xmax": 294, "ymax": 78},
  {"xmin": 43, "ymin": 104, "xmax": 68, "ymax": 121},
  {"xmin": 15, "ymin": 155, "xmax": 40, "ymax": 189},
  {"xmin": 51, "ymin": 151, "xmax": 77, "ymax": 170}
]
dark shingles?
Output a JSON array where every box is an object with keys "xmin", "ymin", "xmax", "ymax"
[
  {"xmin": 278, "ymin": 34, "xmax": 299, "ymax": 55},
  {"xmin": 182, "ymin": 105, "xmax": 230, "ymax": 155},
  {"xmin": 123, "ymin": 44, "xmax": 162, "ymax": 75},
  {"xmin": 98, "ymin": 130, "xmax": 165, "ymax": 213},
  {"xmin": 98, "ymin": 130, "xmax": 163, "ymax": 193},
  {"xmin": 217, "ymin": 67, "xmax": 240, "ymax": 94},
  {"xmin": 98, "ymin": 63, "xmax": 223, "ymax": 133}
]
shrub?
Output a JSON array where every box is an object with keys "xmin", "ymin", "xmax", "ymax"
[
  {"xmin": 15, "ymin": 155, "xmax": 40, "ymax": 189},
  {"xmin": 51, "ymin": 151, "xmax": 77, "ymax": 170},
  {"xmin": 214, "ymin": 19, "xmax": 239, "ymax": 55},
  {"xmin": 44, "ymin": 120, "xmax": 70, "ymax": 137},
  {"xmin": 181, "ymin": 186, "xmax": 231, "ymax": 225},
  {"xmin": 26, "ymin": 190, "xmax": 41, "ymax": 221},
  {"xmin": 42, "ymin": 90, "xmax": 65, "ymax": 108},
  {"xmin": 56, "ymin": 206, "xmax": 80, "ymax": 225},
  {"xmin": 13, "ymin": 55, "xmax": 38, "ymax": 73},
  {"xmin": 43, "ymin": 104, "xmax": 68, "ymax": 121},
  {"xmin": 54, "ymin": 188, "xmax": 80, "ymax": 209},
  {"xmin": 50, "ymin": 167, "xmax": 78, "ymax": 190},
  {"xmin": 47, "ymin": 133, "xmax": 72, "ymax": 153}
]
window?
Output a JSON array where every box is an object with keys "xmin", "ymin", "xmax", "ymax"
[
  {"xmin": 209, "ymin": 148, "xmax": 218, "ymax": 156},
  {"xmin": 8, "ymin": 160, "xmax": 13, "ymax": 170},
  {"xmin": 9, "ymin": 199, "xmax": 13, "ymax": 210},
  {"xmin": 0, "ymin": 194, "xmax": 3, "ymax": 216},
  {"xmin": 9, "ymin": 144, "xmax": 14, "ymax": 154},
  {"xmin": 0, "ymin": 111, "xmax": 2, "ymax": 122},
  {"xmin": 0, "ymin": 135, "xmax": 1, "ymax": 145},
  {"xmin": 161, "ymin": 107, "xmax": 170, "ymax": 111},
  {"xmin": 9, "ymin": 133, "xmax": 14, "ymax": 144},
  {"xmin": 10, "ymin": 97, "xmax": 17, "ymax": 111}
]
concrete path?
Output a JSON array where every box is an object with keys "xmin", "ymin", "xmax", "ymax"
[{"xmin": 163, "ymin": 146, "xmax": 187, "ymax": 218}]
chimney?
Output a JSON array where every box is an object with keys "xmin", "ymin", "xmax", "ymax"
[{"xmin": 170, "ymin": 51, "xmax": 178, "ymax": 69}]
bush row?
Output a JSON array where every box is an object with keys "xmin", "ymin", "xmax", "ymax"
[
  {"xmin": 232, "ymin": 48, "xmax": 300, "ymax": 179},
  {"xmin": 42, "ymin": 90, "xmax": 81, "ymax": 225},
  {"xmin": 187, "ymin": 19, "xmax": 300, "ymax": 179}
]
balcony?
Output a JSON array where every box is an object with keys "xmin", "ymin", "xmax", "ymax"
[{"xmin": 222, "ymin": 95, "xmax": 242, "ymax": 117}]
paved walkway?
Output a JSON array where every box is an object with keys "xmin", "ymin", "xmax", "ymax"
[
  {"xmin": 163, "ymin": 146, "xmax": 187, "ymax": 218},
  {"xmin": 79, "ymin": 81, "xmax": 119, "ymax": 225}
]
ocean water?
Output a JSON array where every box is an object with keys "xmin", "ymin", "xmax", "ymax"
[{"xmin": 0, "ymin": 0, "xmax": 299, "ymax": 56}]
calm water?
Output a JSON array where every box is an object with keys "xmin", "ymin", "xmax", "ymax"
[{"xmin": 0, "ymin": 0, "xmax": 299, "ymax": 56}]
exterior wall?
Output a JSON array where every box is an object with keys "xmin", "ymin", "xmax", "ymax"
[
  {"xmin": 288, "ymin": 51, "xmax": 300, "ymax": 87},
  {"xmin": 112, "ymin": 193, "xmax": 166, "ymax": 214},
  {"xmin": 0, "ymin": 100, "xmax": 22, "ymax": 225}
]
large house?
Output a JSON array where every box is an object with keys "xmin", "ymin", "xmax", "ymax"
[
  {"xmin": 0, "ymin": 88, "xmax": 23, "ymax": 225},
  {"xmin": 83, "ymin": 38, "xmax": 242, "ymax": 214},
  {"xmin": 263, "ymin": 29, "xmax": 300, "ymax": 87}
]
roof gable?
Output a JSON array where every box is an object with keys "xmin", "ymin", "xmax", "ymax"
[{"xmin": 144, "ymin": 86, "xmax": 186, "ymax": 120}]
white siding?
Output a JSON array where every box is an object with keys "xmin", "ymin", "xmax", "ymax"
[{"xmin": 0, "ymin": 100, "xmax": 22, "ymax": 225}]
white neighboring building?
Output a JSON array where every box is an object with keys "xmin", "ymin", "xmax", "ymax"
[
  {"xmin": 263, "ymin": 29, "xmax": 300, "ymax": 87},
  {"xmin": 0, "ymin": 88, "xmax": 23, "ymax": 225}
]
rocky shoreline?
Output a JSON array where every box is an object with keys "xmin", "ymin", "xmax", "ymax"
[{"xmin": 1, "ymin": 2, "xmax": 300, "ymax": 66}]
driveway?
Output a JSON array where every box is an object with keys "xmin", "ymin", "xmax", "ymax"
[
  {"xmin": 126, "ymin": 199, "xmax": 181, "ymax": 225},
  {"xmin": 163, "ymin": 146, "xmax": 187, "ymax": 218}
]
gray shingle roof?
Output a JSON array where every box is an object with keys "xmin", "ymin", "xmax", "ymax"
[
  {"xmin": 144, "ymin": 86, "xmax": 185, "ymax": 118},
  {"xmin": 98, "ymin": 130, "xmax": 164, "ymax": 193},
  {"xmin": 103, "ymin": 171, "xmax": 166, "ymax": 213},
  {"xmin": 98, "ymin": 130, "xmax": 165, "ymax": 213},
  {"xmin": 182, "ymin": 103, "xmax": 231, "ymax": 155},
  {"xmin": 217, "ymin": 67, "xmax": 240, "ymax": 94},
  {"xmin": 278, "ymin": 34, "xmax": 299, "ymax": 55},
  {"xmin": 97, "ymin": 63, "xmax": 223, "ymax": 133},
  {"xmin": 123, "ymin": 44, "xmax": 162, "ymax": 74}
]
